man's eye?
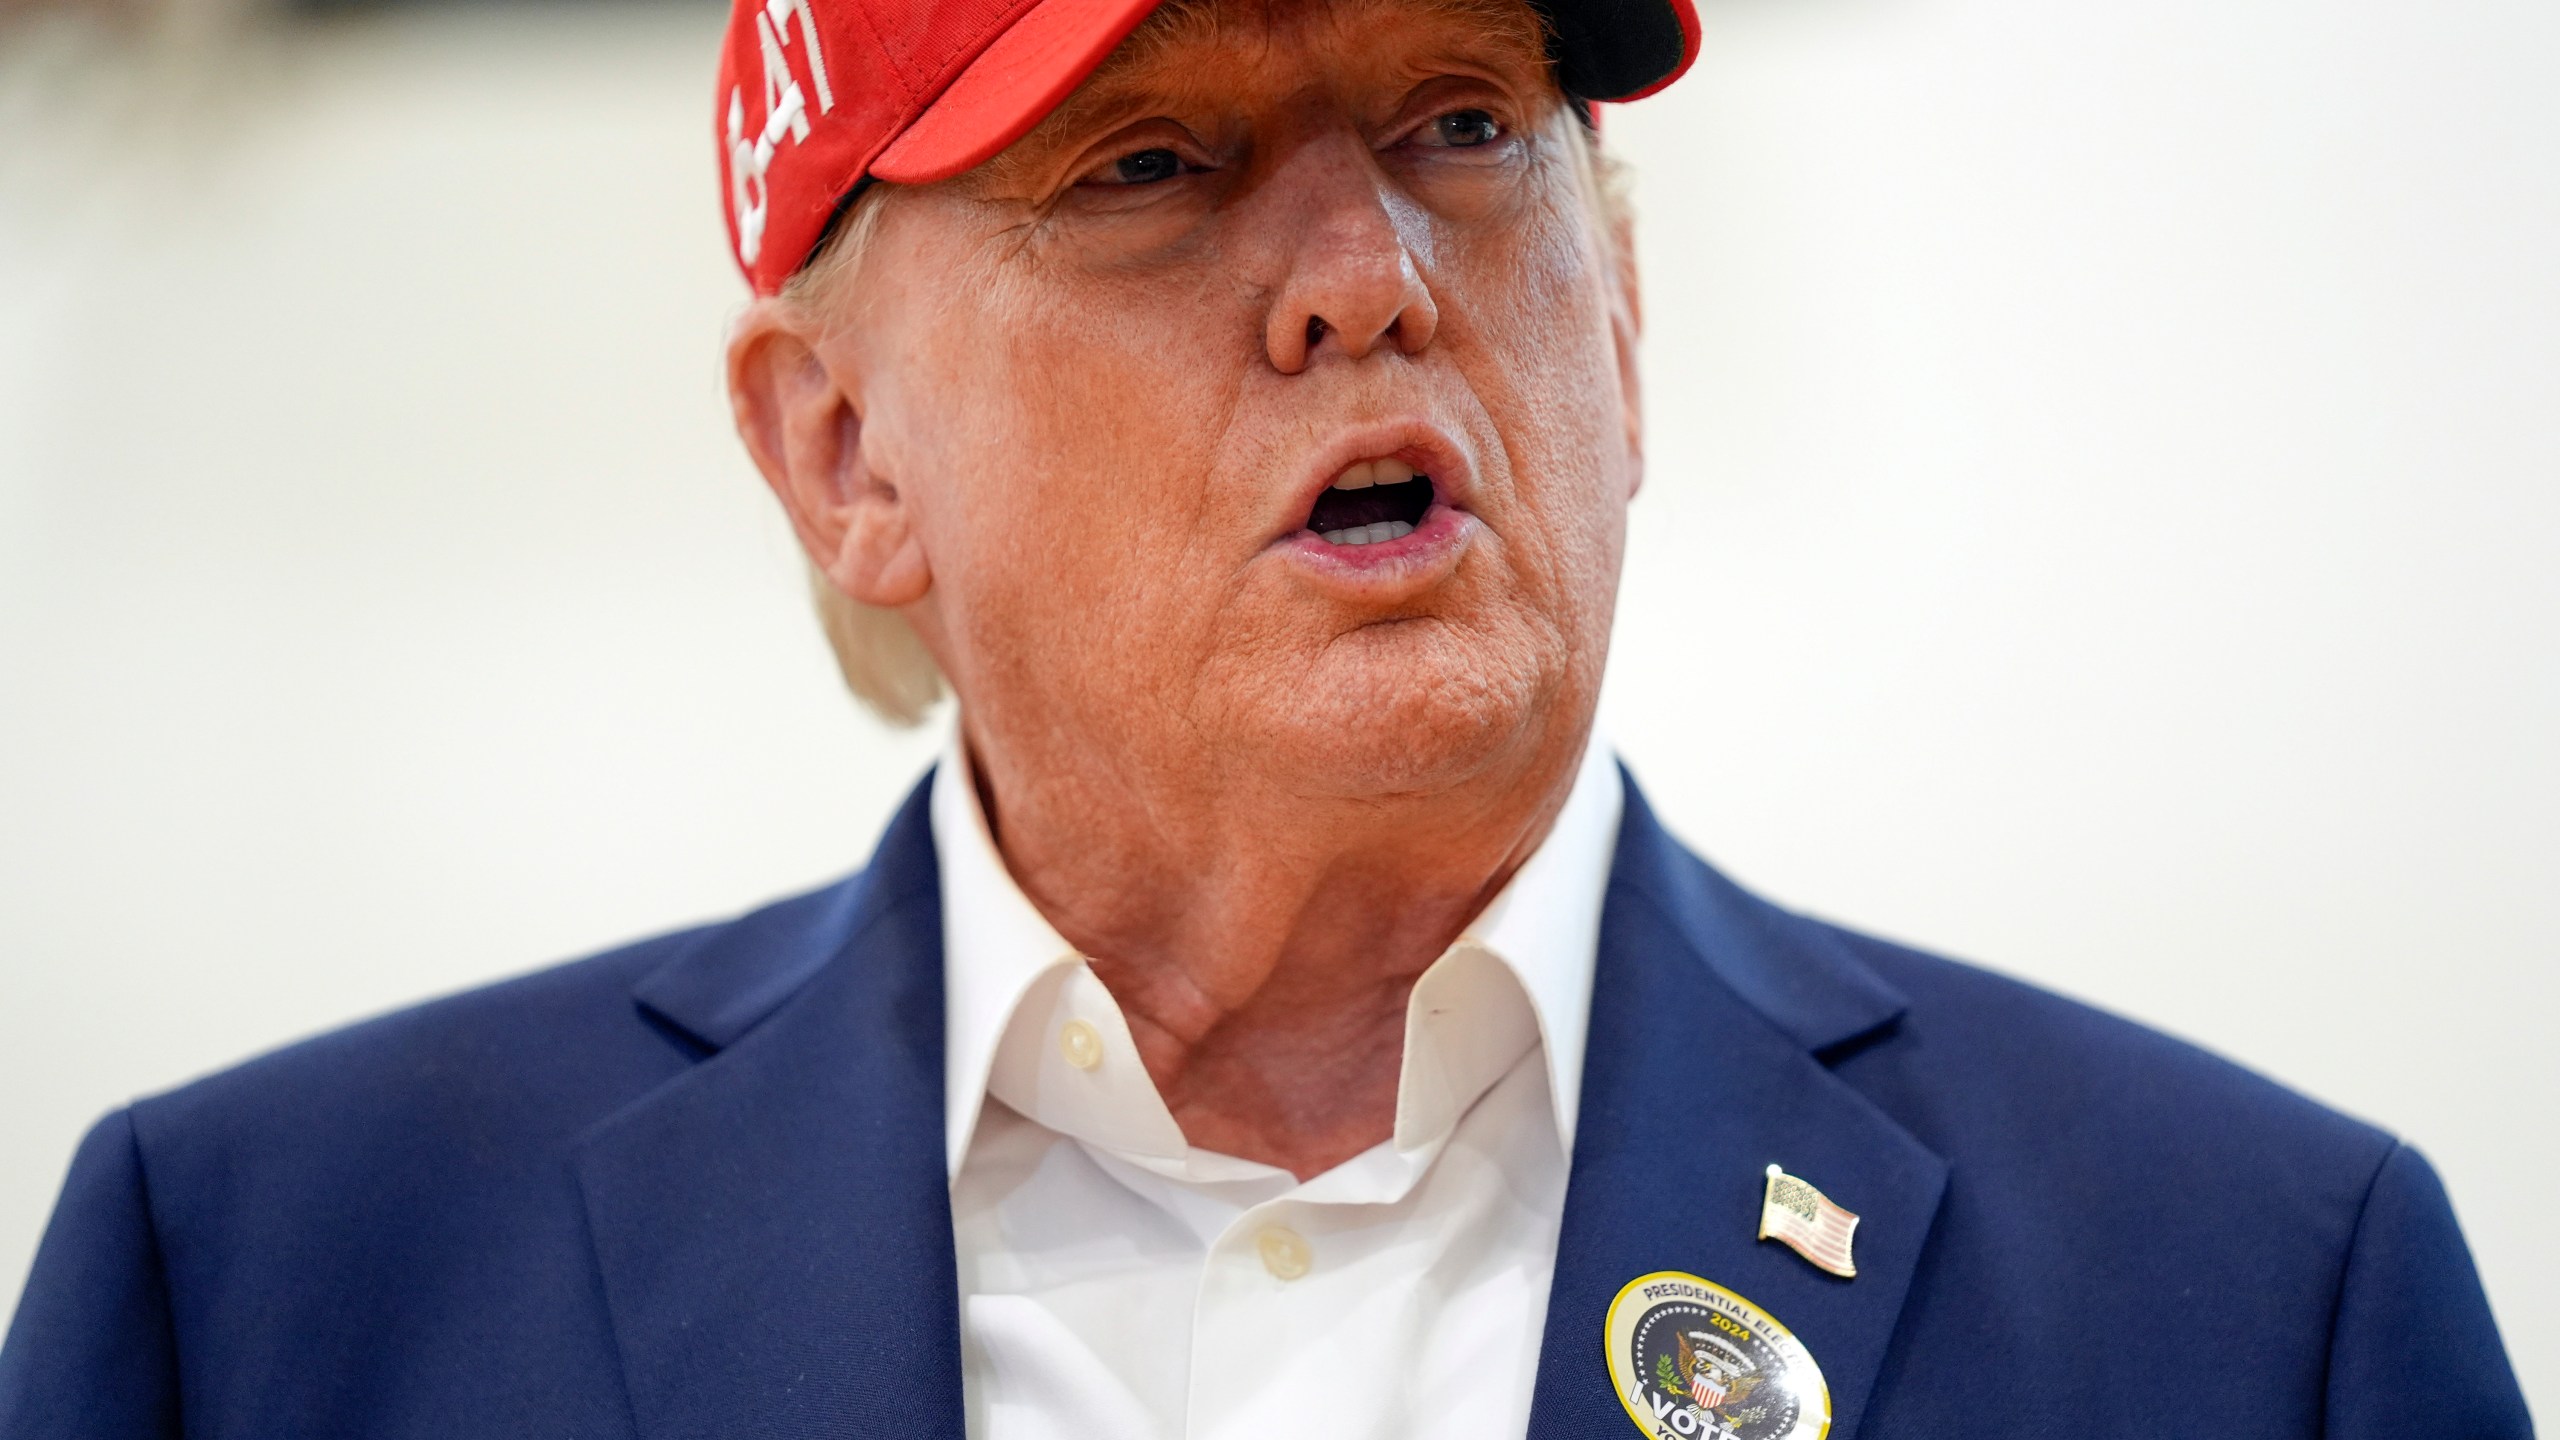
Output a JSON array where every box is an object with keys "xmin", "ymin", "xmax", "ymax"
[
  {"xmin": 1429, "ymin": 109, "xmax": 1503, "ymax": 147},
  {"xmin": 1110, "ymin": 148, "xmax": 1185, "ymax": 184}
]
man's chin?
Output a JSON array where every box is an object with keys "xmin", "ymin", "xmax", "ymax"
[{"xmin": 1214, "ymin": 620, "xmax": 1567, "ymax": 799}]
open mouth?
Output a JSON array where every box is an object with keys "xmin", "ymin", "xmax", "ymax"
[{"xmin": 1305, "ymin": 459, "xmax": 1435, "ymax": 546}]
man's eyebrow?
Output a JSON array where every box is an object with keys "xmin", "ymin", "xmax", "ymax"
[
  {"xmin": 974, "ymin": 0, "xmax": 1249, "ymax": 177},
  {"xmin": 1028, "ymin": 73, "xmax": 1185, "ymax": 149}
]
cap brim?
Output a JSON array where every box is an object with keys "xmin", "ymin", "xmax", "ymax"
[
  {"xmin": 871, "ymin": 0, "xmax": 1166, "ymax": 184},
  {"xmin": 870, "ymin": 0, "xmax": 1699, "ymax": 186}
]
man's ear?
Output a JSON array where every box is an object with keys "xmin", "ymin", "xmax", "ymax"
[
  {"xmin": 726, "ymin": 299, "xmax": 931, "ymax": 608},
  {"xmin": 1603, "ymin": 201, "xmax": 1646, "ymax": 501}
]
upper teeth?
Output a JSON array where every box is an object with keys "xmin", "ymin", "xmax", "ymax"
[{"xmin": 1331, "ymin": 458, "xmax": 1417, "ymax": 491}]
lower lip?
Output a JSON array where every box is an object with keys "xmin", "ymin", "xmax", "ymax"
[{"xmin": 1277, "ymin": 501, "xmax": 1473, "ymax": 584}]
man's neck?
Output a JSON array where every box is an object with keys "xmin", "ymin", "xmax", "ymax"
[{"xmin": 962, "ymin": 716, "xmax": 1592, "ymax": 1180}]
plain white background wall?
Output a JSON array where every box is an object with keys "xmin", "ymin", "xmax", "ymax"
[{"xmin": 2, "ymin": 0, "xmax": 2551, "ymax": 1414}]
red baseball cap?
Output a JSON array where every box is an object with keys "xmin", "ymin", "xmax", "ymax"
[{"xmin": 714, "ymin": 0, "xmax": 1701, "ymax": 294}]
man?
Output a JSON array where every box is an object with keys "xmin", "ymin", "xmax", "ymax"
[{"xmin": 0, "ymin": 0, "xmax": 2531, "ymax": 1433}]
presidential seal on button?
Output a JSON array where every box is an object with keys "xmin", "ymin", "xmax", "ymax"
[{"xmin": 1604, "ymin": 1271, "xmax": 1830, "ymax": 1440}]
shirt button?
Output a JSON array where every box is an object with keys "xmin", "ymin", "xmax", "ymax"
[
  {"xmin": 1058, "ymin": 1018, "xmax": 1104, "ymax": 1070},
  {"xmin": 1256, "ymin": 1225, "xmax": 1312, "ymax": 1280}
]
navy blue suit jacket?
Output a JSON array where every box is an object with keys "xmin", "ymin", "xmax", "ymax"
[{"xmin": 1, "ymin": 774, "xmax": 2530, "ymax": 1438}]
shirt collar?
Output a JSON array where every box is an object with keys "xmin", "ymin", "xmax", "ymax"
[
  {"xmin": 1451, "ymin": 730, "xmax": 1621, "ymax": 1152},
  {"xmin": 934, "ymin": 730, "xmax": 1623, "ymax": 1183}
]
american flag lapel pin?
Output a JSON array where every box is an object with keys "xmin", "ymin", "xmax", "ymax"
[{"xmin": 1759, "ymin": 1164, "xmax": 1859, "ymax": 1278}]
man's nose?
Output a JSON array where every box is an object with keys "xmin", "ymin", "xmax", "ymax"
[{"xmin": 1259, "ymin": 143, "xmax": 1441, "ymax": 374}]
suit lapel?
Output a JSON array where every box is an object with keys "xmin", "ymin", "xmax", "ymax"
[
  {"xmin": 576, "ymin": 778, "xmax": 964, "ymax": 1440},
  {"xmin": 566, "ymin": 766, "xmax": 1937, "ymax": 1440},
  {"xmin": 1529, "ymin": 779, "xmax": 1949, "ymax": 1440}
]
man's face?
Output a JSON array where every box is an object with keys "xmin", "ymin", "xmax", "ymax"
[{"xmin": 815, "ymin": 0, "xmax": 1639, "ymax": 794}]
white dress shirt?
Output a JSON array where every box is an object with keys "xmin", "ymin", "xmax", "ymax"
[{"xmin": 936, "ymin": 735, "xmax": 1624, "ymax": 1440}]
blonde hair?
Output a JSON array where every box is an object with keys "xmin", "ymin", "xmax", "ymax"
[
  {"xmin": 777, "ymin": 194, "xmax": 948, "ymax": 726},
  {"xmin": 782, "ymin": 0, "xmax": 1630, "ymax": 727}
]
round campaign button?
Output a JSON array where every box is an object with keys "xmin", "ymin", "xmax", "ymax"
[{"xmin": 1603, "ymin": 1271, "xmax": 1830, "ymax": 1440}]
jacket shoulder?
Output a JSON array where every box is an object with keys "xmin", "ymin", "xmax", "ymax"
[
  {"xmin": 1613, "ymin": 788, "xmax": 2395, "ymax": 1179},
  {"xmin": 8, "ymin": 873, "xmax": 876, "ymax": 1435},
  {"xmin": 1822, "ymin": 922, "xmax": 2399, "ymax": 1197},
  {"xmin": 1806, "ymin": 925, "xmax": 2528, "ymax": 1438},
  {"xmin": 125, "ymin": 873, "xmax": 864, "ymax": 1187},
  {"xmin": 1610, "ymin": 786, "xmax": 2529, "ymax": 1440}
]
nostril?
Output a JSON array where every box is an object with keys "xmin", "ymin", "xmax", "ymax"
[{"xmin": 1305, "ymin": 315, "xmax": 1327, "ymax": 349}]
